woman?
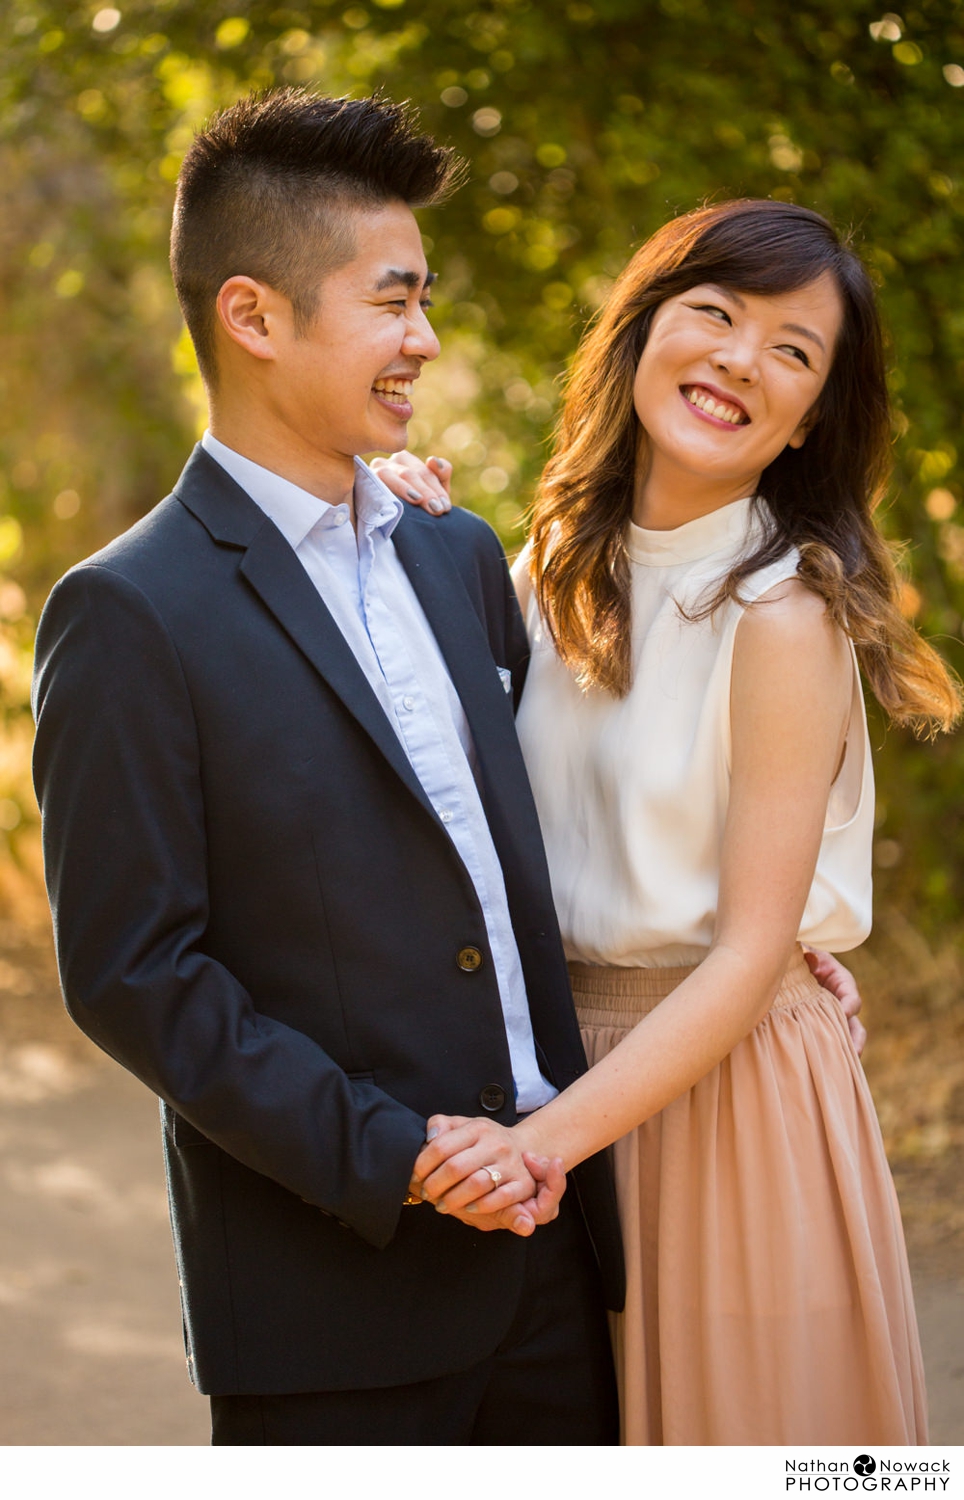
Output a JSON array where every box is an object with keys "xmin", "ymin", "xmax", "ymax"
[{"xmin": 381, "ymin": 199, "xmax": 960, "ymax": 1444}]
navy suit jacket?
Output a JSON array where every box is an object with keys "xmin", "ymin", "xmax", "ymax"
[{"xmin": 32, "ymin": 446, "xmax": 624, "ymax": 1395}]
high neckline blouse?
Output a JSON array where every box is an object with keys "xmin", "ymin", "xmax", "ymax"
[{"xmin": 626, "ymin": 496, "xmax": 757, "ymax": 567}]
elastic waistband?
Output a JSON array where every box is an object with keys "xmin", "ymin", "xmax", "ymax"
[{"xmin": 569, "ymin": 948, "xmax": 821, "ymax": 1024}]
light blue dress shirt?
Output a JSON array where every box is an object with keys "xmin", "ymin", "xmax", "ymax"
[{"xmin": 201, "ymin": 431, "xmax": 556, "ymax": 1112}]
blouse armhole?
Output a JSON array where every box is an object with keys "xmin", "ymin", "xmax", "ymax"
[{"xmin": 825, "ymin": 643, "xmax": 870, "ymax": 832}]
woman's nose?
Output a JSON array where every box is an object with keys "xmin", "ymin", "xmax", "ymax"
[{"xmin": 711, "ymin": 336, "xmax": 758, "ymax": 383}]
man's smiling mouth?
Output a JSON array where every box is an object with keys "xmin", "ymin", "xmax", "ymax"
[
  {"xmin": 372, "ymin": 377, "xmax": 414, "ymax": 406},
  {"xmin": 681, "ymin": 385, "xmax": 750, "ymax": 426}
]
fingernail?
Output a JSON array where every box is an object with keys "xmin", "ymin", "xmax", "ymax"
[
  {"xmin": 428, "ymin": 498, "xmax": 445, "ymax": 514},
  {"xmin": 406, "ymin": 488, "xmax": 422, "ymax": 502},
  {"xmin": 426, "ymin": 1125, "xmax": 439, "ymax": 1141},
  {"xmin": 435, "ymin": 1200, "xmax": 448, "ymax": 1214}
]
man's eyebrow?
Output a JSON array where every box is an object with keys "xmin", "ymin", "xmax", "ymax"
[{"xmin": 373, "ymin": 268, "xmax": 437, "ymax": 292}]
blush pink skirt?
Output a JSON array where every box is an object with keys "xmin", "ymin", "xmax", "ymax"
[{"xmin": 571, "ymin": 948, "xmax": 928, "ymax": 1446}]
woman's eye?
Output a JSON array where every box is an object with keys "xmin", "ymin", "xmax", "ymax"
[
  {"xmin": 691, "ymin": 303, "xmax": 731, "ymax": 323},
  {"xmin": 778, "ymin": 344, "xmax": 811, "ymax": 368}
]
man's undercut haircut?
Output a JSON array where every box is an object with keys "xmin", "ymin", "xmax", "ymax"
[{"xmin": 170, "ymin": 88, "xmax": 465, "ymax": 385}]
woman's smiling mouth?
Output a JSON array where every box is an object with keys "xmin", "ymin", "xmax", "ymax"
[{"xmin": 680, "ymin": 384, "xmax": 750, "ymax": 427}]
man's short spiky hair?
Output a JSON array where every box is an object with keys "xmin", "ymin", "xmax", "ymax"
[{"xmin": 170, "ymin": 88, "xmax": 465, "ymax": 385}]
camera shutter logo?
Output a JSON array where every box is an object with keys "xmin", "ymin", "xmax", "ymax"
[{"xmin": 853, "ymin": 1456, "xmax": 877, "ymax": 1476}]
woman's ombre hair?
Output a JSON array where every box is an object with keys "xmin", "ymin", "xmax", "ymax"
[{"xmin": 529, "ymin": 198, "xmax": 960, "ymax": 735}]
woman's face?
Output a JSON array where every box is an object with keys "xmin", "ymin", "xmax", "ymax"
[{"xmin": 631, "ymin": 271, "xmax": 844, "ymax": 506}]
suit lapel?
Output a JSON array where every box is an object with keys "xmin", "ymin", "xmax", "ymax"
[
  {"xmin": 175, "ymin": 448, "xmax": 541, "ymax": 854},
  {"xmin": 174, "ymin": 447, "xmax": 437, "ymax": 820},
  {"xmin": 237, "ymin": 528, "xmax": 439, "ymax": 818},
  {"xmin": 392, "ymin": 512, "xmax": 543, "ymax": 839},
  {"xmin": 393, "ymin": 519, "xmax": 515, "ymax": 755}
]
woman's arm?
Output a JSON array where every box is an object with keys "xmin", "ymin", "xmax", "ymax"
[{"xmin": 413, "ymin": 580, "xmax": 854, "ymax": 1208}]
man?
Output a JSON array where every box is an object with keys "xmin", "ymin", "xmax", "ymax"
[{"xmin": 31, "ymin": 88, "xmax": 623, "ymax": 1446}]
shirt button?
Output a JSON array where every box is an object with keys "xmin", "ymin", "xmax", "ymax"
[
  {"xmin": 402, "ymin": 695, "xmax": 415, "ymax": 711},
  {"xmin": 479, "ymin": 1084, "xmax": 506, "ymax": 1112},
  {"xmin": 438, "ymin": 808, "xmax": 453, "ymax": 824},
  {"xmin": 457, "ymin": 946, "xmax": 483, "ymax": 972},
  {"xmin": 333, "ymin": 511, "xmax": 348, "ymax": 527}
]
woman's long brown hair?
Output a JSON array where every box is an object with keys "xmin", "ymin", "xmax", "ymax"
[{"xmin": 529, "ymin": 199, "xmax": 961, "ymax": 737}]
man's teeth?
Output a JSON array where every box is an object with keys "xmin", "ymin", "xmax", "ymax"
[
  {"xmin": 373, "ymin": 379, "xmax": 414, "ymax": 400},
  {"xmin": 684, "ymin": 387, "xmax": 747, "ymax": 425}
]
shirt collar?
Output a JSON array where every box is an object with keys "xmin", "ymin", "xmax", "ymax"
[
  {"xmin": 200, "ymin": 432, "xmax": 403, "ymax": 547},
  {"xmin": 353, "ymin": 457, "xmax": 404, "ymax": 540}
]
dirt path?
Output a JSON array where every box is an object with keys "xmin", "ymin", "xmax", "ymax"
[
  {"xmin": 0, "ymin": 1047, "xmax": 208, "ymax": 1444},
  {"xmin": 0, "ymin": 926, "xmax": 960, "ymax": 1446}
]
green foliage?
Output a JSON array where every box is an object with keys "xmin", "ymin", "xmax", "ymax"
[{"xmin": 1, "ymin": 0, "xmax": 963, "ymax": 932}]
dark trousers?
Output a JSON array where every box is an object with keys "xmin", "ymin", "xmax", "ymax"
[{"xmin": 211, "ymin": 1196, "xmax": 618, "ymax": 1445}]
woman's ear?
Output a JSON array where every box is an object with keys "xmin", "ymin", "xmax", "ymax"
[{"xmin": 787, "ymin": 404, "xmax": 820, "ymax": 450}]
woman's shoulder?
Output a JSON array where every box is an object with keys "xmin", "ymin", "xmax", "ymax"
[{"xmin": 734, "ymin": 573, "xmax": 851, "ymax": 694}]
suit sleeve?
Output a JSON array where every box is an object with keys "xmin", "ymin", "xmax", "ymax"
[{"xmin": 32, "ymin": 562, "xmax": 427, "ymax": 1250}]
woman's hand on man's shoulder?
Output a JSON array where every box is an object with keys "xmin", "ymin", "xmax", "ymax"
[{"xmin": 370, "ymin": 450, "xmax": 453, "ymax": 514}]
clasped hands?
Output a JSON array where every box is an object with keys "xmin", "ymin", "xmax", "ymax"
[{"xmin": 409, "ymin": 1116, "xmax": 564, "ymax": 1237}]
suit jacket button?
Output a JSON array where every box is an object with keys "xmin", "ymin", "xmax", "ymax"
[
  {"xmin": 457, "ymin": 945, "xmax": 483, "ymax": 972},
  {"xmin": 479, "ymin": 1084, "xmax": 506, "ymax": 1112}
]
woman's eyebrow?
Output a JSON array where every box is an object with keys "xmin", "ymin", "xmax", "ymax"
[
  {"xmin": 780, "ymin": 321, "xmax": 825, "ymax": 353},
  {"xmin": 703, "ymin": 283, "xmax": 745, "ymax": 308}
]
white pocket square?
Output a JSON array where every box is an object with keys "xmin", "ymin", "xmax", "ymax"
[{"xmin": 497, "ymin": 666, "xmax": 513, "ymax": 694}]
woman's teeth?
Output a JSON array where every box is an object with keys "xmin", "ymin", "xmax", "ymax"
[
  {"xmin": 373, "ymin": 379, "xmax": 413, "ymax": 401},
  {"xmin": 683, "ymin": 387, "xmax": 748, "ymax": 425}
]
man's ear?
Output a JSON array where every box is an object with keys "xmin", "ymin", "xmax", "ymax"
[
  {"xmin": 787, "ymin": 404, "xmax": 819, "ymax": 450},
  {"xmin": 215, "ymin": 276, "xmax": 288, "ymax": 362}
]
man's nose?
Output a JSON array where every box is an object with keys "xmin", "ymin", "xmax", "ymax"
[{"xmin": 404, "ymin": 304, "xmax": 441, "ymax": 363}]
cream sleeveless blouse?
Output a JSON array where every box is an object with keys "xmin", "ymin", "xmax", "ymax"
[{"xmin": 516, "ymin": 497, "xmax": 874, "ymax": 967}]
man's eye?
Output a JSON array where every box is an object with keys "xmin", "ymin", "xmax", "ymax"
[{"xmin": 420, "ymin": 299, "xmax": 434, "ymax": 311}]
